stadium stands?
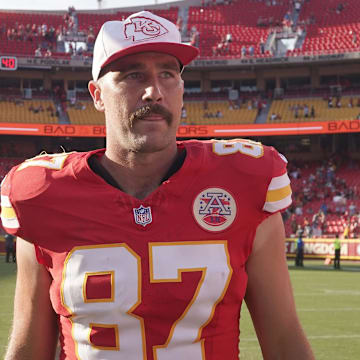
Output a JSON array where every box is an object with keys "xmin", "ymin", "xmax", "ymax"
[
  {"xmin": 0, "ymin": 99, "xmax": 58, "ymax": 123},
  {"xmin": 187, "ymin": 0, "xmax": 288, "ymax": 58},
  {"xmin": 268, "ymin": 96, "xmax": 360, "ymax": 123},
  {"xmin": 0, "ymin": 7, "xmax": 179, "ymax": 57},
  {"xmin": 284, "ymin": 158, "xmax": 360, "ymax": 238},
  {"xmin": 1, "ymin": 0, "xmax": 360, "ymax": 59},
  {"xmin": 182, "ymin": 100, "xmax": 258, "ymax": 125},
  {"xmin": 289, "ymin": 0, "xmax": 360, "ymax": 56},
  {"xmin": 67, "ymin": 101, "xmax": 104, "ymax": 125}
]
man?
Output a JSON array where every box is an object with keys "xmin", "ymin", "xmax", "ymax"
[
  {"xmin": 295, "ymin": 225, "xmax": 304, "ymax": 267},
  {"xmin": 334, "ymin": 234, "xmax": 341, "ymax": 269},
  {"xmin": 1, "ymin": 11, "xmax": 314, "ymax": 360},
  {"xmin": 4, "ymin": 232, "xmax": 16, "ymax": 263}
]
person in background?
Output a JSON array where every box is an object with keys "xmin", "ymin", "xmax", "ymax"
[
  {"xmin": 295, "ymin": 224, "xmax": 304, "ymax": 267},
  {"xmin": 4, "ymin": 232, "xmax": 16, "ymax": 263},
  {"xmin": 334, "ymin": 234, "xmax": 341, "ymax": 269}
]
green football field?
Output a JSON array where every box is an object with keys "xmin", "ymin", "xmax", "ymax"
[{"xmin": 0, "ymin": 256, "xmax": 359, "ymax": 359}]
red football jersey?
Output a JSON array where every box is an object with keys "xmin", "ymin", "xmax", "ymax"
[{"xmin": 1, "ymin": 139, "xmax": 291, "ymax": 360}]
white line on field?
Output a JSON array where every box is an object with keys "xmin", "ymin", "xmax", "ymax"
[
  {"xmin": 324, "ymin": 289, "xmax": 360, "ymax": 295},
  {"xmin": 296, "ymin": 290, "xmax": 360, "ymax": 296},
  {"xmin": 309, "ymin": 334, "xmax": 360, "ymax": 340},
  {"xmin": 241, "ymin": 334, "xmax": 360, "ymax": 342},
  {"xmin": 298, "ymin": 307, "xmax": 360, "ymax": 312}
]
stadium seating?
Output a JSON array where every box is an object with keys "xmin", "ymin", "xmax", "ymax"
[
  {"xmin": 284, "ymin": 159, "xmax": 360, "ymax": 238},
  {"xmin": 67, "ymin": 102, "xmax": 104, "ymax": 125},
  {"xmin": 290, "ymin": 0, "xmax": 360, "ymax": 56},
  {"xmin": 268, "ymin": 97, "xmax": 360, "ymax": 123},
  {"xmin": 77, "ymin": 8, "xmax": 178, "ymax": 34},
  {"xmin": 187, "ymin": 0, "xmax": 288, "ymax": 58},
  {"xmin": 2, "ymin": 0, "xmax": 360, "ymax": 59},
  {"xmin": 0, "ymin": 99, "xmax": 58, "ymax": 124},
  {"xmin": 183, "ymin": 100, "xmax": 258, "ymax": 125}
]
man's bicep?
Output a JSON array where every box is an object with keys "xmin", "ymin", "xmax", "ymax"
[
  {"xmin": 5, "ymin": 238, "xmax": 58, "ymax": 360},
  {"xmin": 245, "ymin": 213, "xmax": 298, "ymax": 353}
]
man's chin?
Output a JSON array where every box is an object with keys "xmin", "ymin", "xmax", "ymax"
[{"xmin": 129, "ymin": 134, "xmax": 171, "ymax": 154}]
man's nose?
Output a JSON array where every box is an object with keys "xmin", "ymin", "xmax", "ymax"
[{"xmin": 142, "ymin": 78, "xmax": 163, "ymax": 103}]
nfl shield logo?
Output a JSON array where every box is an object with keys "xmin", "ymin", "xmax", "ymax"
[{"xmin": 133, "ymin": 205, "xmax": 152, "ymax": 227}]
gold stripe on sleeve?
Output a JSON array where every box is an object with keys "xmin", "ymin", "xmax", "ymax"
[{"xmin": 266, "ymin": 184, "xmax": 292, "ymax": 203}]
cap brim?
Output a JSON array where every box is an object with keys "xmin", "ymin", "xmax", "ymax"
[{"xmin": 101, "ymin": 42, "xmax": 199, "ymax": 71}]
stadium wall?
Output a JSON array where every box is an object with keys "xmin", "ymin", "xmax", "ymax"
[{"xmin": 286, "ymin": 238, "xmax": 360, "ymax": 261}]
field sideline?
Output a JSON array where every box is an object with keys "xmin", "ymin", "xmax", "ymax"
[{"xmin": 1, "ymin": 257, "xmax": 359, "ymax": 359}]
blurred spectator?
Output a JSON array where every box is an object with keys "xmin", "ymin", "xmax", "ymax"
[
  {"xmin": 320, "ymin": 202, "xmax": 328, "ymax": 215},
  {"xmin": 5, "ymin": 233, "xmax": 16, "ymax": 263},
  {"xmin": 225, "ymin": 33, "xmax": 232, "ymax": 43},
  {"xmin": 295, "ymin": 203, "xmax": 303, "ymax": 216},
  {"xmin": 44, "ymin": 48, "xmax": 52, "ymax": 57},
  {"xmin": 241, "ymin": 45, "xmax": 247, "ymax": 57},
  {"xmin": 310, "ymin": 105, "xmax": 315, "ymax": 118},
  {"xmin": 34, "ymin": 46, "xmax": 42, "ymax": 57},
  {"xmin": 259, "ymin": 38, "xmax": 265, "ymax": 54},
  {"xmin": 216, "ymin": 110, "xmax": 223, "ymax": 118},
  {"xmin": 328, "ymin": 96, "xmax": 333, "ymax": 108},
  {"xmin": 348, "ymin": 202, "xmax": 357, "ymax": 216},
  {"xmin": 248, "ymin": 45, "xmax": 255, "ymax": 56},
  {"xmin": 336, "ymin": 3, "xmax": 345, "ymax": 14},
  {"xmin": 303, "ymin": 104, "xmax": 309, "ymax": 118},
  {"xmin": 181, "ymin": 107, "xmax": 187, "ymax": 119},
  {"xmin": 190, "ymin": 29, "xmax": 200, "ymax": 48},
  {"xmin": 295, "ymin": 225, "xmax": 304, "ymax": 267},
  {"xmin": 336, "ymin": 97, "xmax": 342, "ymax": 108},
  {"xmin": 176, "ymin": 16, "xmax": 183, "ymax": 32}
]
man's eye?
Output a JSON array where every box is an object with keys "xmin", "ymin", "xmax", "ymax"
[
  {"xmin": 160, "ymin": 71, "xmax": 174, "ymax": 78},
  {"xmin": 126, "ymin": 72, "xmax": 142, "ymax": 80}
]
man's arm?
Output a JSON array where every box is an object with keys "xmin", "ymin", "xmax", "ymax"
[
  {"xmin": 245, "ymin": 212, "xmax": 314, "ymax": 359},
  {"xmin": 5, "ymin": 238, "xmax": 58, "ymax": 360}
]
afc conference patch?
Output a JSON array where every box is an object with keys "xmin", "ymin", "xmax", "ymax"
[
  {"xmin": 133, "ymin": 205, "xmax": 152, "ymax": 227},
  {"xmin": 193, "ymin": 187, "xmax": 237, "ymax": 232}
]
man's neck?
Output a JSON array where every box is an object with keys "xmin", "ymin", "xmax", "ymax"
[{"xmin": 100, "ymin": 144, "xmax": 179, "ymax": 199}]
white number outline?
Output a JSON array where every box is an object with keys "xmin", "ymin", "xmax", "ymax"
[
  {"xmin": 149, "ymin": 241, "xmax": 233, "ymax": 360},
  {"xmin": 61, "ymin": 243, "xmax": 146, "ymax": 359},
  {"xmin": 17, "ymin": 152, "xmax": 71, "ymax": 171},
  {"xmin": 60, "ymin": 241, "xmax": 233, "ymax": 360},
  {"xmin": 213, "ymin": 139, "xmax": 264, "ymax": 158}
]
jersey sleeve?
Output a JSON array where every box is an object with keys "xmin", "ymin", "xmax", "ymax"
[
  {"xmin": 262, "ymin": 149, "xmax": 292, "ymax": 213},
  {"xmin": 0, "ymin": 171, "xmax": 21, "ymax": 235},
  {"xmin": 1, "ymin": 152, "xmax": 67, "ymax": 238}
]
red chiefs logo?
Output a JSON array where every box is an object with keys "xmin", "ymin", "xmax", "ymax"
[{"xmin": 124, "ymin": 16, "xmax": 169, "ymax": 43}]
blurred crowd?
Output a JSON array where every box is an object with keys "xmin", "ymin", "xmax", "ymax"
[{"xmin": 284, "ymin": 157, "xmax": 360, "ymax": 238}]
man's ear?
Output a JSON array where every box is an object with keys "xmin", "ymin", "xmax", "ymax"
[{"xmin": 88, "ymin": 80, "xmax": 105, "ymax": 112}]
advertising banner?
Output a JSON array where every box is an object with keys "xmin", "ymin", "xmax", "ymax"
[
  {"xmin": 1, "ymin": 119, "xmax": 360, "ymax": 138},
  {"xmin": 286, "ymin": 238, "xmax": 360, "ymax": 260}
]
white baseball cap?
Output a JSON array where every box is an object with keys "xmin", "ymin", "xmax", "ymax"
[{"xmin": 92, "ymin": 10, "xmax": 200, "ymax": 80}]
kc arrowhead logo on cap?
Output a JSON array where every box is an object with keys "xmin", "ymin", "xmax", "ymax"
[
  {"xmin": 124, "ymin": 15, "xmax": 169, "ymax": 42},
  {"xmin": 91, "ymin": 10, "xmax": 199, "ymax": 81}
]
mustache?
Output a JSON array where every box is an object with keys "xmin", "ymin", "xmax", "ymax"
[{"xmin": 129, "ymin": 104, "xmax": 172, "ymax": 126}]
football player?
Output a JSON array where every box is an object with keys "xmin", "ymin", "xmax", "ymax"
[{"xmin": 1, "ymin": 11, "xmax": 314, "ymax": 360}]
